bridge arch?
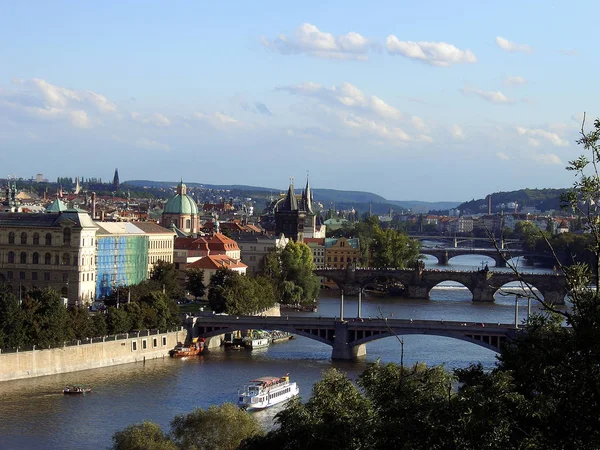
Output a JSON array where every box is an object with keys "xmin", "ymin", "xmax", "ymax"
[{"xmin": 428, "ymin": 280, "xmax": 473, "ymax": 301}]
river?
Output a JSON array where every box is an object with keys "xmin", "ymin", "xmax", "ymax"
[{"xmin": 0, "ymin": 253, "xmax": 560, "ymax": 450}]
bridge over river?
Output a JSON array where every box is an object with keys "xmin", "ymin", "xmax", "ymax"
[
  {"xmin": 190, "ymin": 314, "xmax": 520, "ymax": 360},
  {"xmin": 314, "ymin": 268, "xmax": 567, "ymax": 304}
]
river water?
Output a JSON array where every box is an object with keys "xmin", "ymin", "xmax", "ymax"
[{"xmin": 0, "ymin": 252, "xmax": 559, "ymax": 450}]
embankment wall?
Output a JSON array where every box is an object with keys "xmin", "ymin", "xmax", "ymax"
[{"xmin": 0, "ymin": 329, "xmax": 187, "ymax": 382}]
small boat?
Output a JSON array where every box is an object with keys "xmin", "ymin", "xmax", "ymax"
[
  {"xmin": 63, "ymin": 385, "xmax": 91, "ymax": 395},
  {"xmin": 243, "ymin": 337, "xmax": 270, "ymax": 350},
  {"xmin": 237, "ymin": 374, "xmax": 299, "ymax": 410},
  {"xmin": 169, "ymin": 337, "xmax": 205, "ymax": 357},
  {"xmin": 269, "ymin": 331, "xmax": 295, "ymax": 344}
]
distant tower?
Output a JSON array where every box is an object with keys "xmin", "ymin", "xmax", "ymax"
[
  {"xmin": 487, "ymin": 195, "xmax": 492, "ymax": 215},
  {"xmin": 113, "ymin": 168, "xmax": 120, "ymax": 188},
  {"xmin": 74, "ymin": 176, "xmax": 81, "ymax": 194}
]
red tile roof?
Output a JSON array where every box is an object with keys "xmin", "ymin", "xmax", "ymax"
[{"xmin": 187, "ymin": 254, "xmax": 247, "ymax": 270}]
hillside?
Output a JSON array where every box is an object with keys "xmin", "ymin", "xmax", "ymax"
[{"xmin": 457, "ymin": 188, "xmax": 568, "ymax": 214}]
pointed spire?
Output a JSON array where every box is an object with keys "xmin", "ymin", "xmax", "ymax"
[
  {"xmin": 282, "ymin": 176, "xmax": 298, "ymax": 211},
  {"xmin": 304, "ymin": 174, "xmax": 313, "ymax": 213}
]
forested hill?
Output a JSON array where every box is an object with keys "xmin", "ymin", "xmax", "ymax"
[{"xmin": 457, "ymin": 188, "xmax": 569, "ymax": 214}]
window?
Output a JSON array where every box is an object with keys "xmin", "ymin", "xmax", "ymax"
[
  {"xmin": 32, "ymin": 272, "xmax": 38, "ymax": 281},
  {"xmin": 63, "ymin": 228, "xmax": 71, "ymax": 246},
  {"xmin": 32, "ymin": 252, "xmax": 39, "ymax": 264},
  {"xmin": 8, "ymin": 251, "xmax": 15, "ymax": 263},
  {"xmin": 54, "ymin": 255, "xmax": 59, "ymax": 265},
  {"xmin": 63, "ymin": 272, "xmax": 69, "ymax": 282},
  {"xmin": 44, "ymin": 272, "xmax": 50, "ymax": 281},
  {"xmin": 132, "ymin": 341, "xmax": 137, "ymax": 351},
  {"xmin": 162, "ymin": 336, "xmax": 167, "ymax": 346},
  {"xmin": 33, "ymin": 233, "xmax": 40, "ymax": 245},
  {"xmin": 45, "ymin": 253, "xmax": 51, "ymax": 265},
  {"xmin": 8, "ymin": 232, "xmax": 15, "ymax": 244},
  {"xmin": 153, "ymin": 338, "xmax": 158, "ymax": 348},
  {"xmin": 186, "ymin": 219, "xmax": 191, "ymax": 229},
  {"xmin": 20, "ymin": 252, "xmax": 27, "ymax": 264},
  {"xmin": 45, "ymin": 233, "xmax": 52, "ymax": 246},
  {"xmin": 19, "ymin": 272, "xmax": 25, "ymax": 280},
  {"xmin": 7, "ymin": 271, "xmax": 13, "ymax": 280},
  {"xmin": 142, "ymin": 339, "xmax": 147, "ymax": 350},
  {"xmin": 62, "ymin": 253, "xmax": 70, "ymax": 266},
  {"xmin": 20, "ymin": 232, "xmax": 27, "ymax": 245}
]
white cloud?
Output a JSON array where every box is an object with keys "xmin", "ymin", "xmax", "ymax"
[
  {"xmin": 451, "ymin": 124, "xmax": 465, "ymax": 139},
  {"xmin": 342, "ymin": 113, "xmax": 411, "ymax": 142},
  {"xmin": 497, "ymin": 152, "xmax": 509, "ymax": 160},
  {"xmin": 461, "ymin": 86, "xmax": 511, "ymax": 104},
  {"xmin": 262, "ymin": 23, "xmax": 374, "ymax": 60},
  {"xmin": 504, "ymin": 75, "xmax": 527, "ymax": 86},
  {"xmin": 531, "ymin": 153, "xmax": 562, "ymax": 165},
  {"xmin": 516, "ymin": 126, "xmax": 568, "ymax": 146},
  {"xmin": 131, "ymin": 112, "xmax": 171, "ymax": 127},
  {"xmin": 194, "ymin": 111, "xmax": 243, "ymax": 128},
  {"xmin": 69, "ymin": 110, "xmax": 91, "ymax": 128},
  {"xmin": 279, "ymin": 82, "xmax": 403, "ymax": 121},
  {"xmin": 136, "ymin": 138, "xmax": 170, "ymax": 151},
  {"xmin": 385, "ymin": 36, "xmax": 476, "ymax": 67},
  {"xmin": 528, "ymin": 138, "xmax": 540, "ymax": 147},
  {"xmin": 495, "ymin": 36, "xmax": 532, "ymax": 53},
  {"xmin": 0, "ymin": 78, "xmax": 118, "ymax": 129}
]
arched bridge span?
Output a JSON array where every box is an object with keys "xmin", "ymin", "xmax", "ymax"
[
  {"xmin": 189, "ymin": 315, "xmax": 519, "ymax": 361},
  {"xmin": 315, "ymin": 268, "xmax": 567, "ymax": 305}
]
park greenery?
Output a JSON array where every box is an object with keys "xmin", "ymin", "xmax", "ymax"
[
  {"xmin": 109, "ymin": 117, "xmax": 600, "ymax": 449},
  {"xmin": 328, "ymin": 215, "xmax": 422, "ymax": 268},
  {"xmin": 206, "ymin": 240, "xmax": 319, "ymax": 314}
]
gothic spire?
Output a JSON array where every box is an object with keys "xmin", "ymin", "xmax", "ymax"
[
  {"xmin": 303, "ymin": 174, "xmax": 313, "ymax": 214},
  {"xmin": 281, "ymin": 177, "xmax": 298, "ymax": 211}
]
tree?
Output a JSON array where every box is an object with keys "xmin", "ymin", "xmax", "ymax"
[
  {"xmin": 21, "ymin": 288, "xmax": 69, "ymax": 348},
  {"xmin": 150, "ymin": 260, "xmax": 184, "ymax": 299},
  {"xmin": 170, "ymin": 403, "xmax": 263, "ymax": 450},
  {"xmin": 369, "ymin": 226, "xmax": 421, "ymax": 269},
  {"xmin": 207, "ymin": 269, "xmax": 275, "ymax": 315},
  {"xmin": 66, "ymin": 306, "xmax": 94, "ymax": 340},
  {"xmin": 111, "ymin": 422, "xmax": 176, "ymax": 450},
  {"xmin": 260, "ymin": 241, "xmax": 319, "ymax": 307},
  {"xmin": 185, "ymin": 268, "xmax": 206, "ymax": 299},
  {"xmin": 0, "ymin": 284, "xmax": 26, "ymax": 349},
  {"xmin": 106, "ymin": 306, "xmax": 130, "ymax": 335}
]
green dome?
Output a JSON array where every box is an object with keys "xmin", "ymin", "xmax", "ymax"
[{"xmin": 164, "ymin": 194, "xmax": 198, "ymax": 215}]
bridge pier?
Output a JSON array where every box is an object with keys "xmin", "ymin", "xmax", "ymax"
[
  {"xmin": 405, "ymin": 284, "xmax": 429, "ymax": 299},
  {"xmin": 472, "ymin": 287, "xmax": 496, "ymax": 302},
  {"xmin": 438, "ymin": 251, "xmax": 449, "ymax": 265},
  {"xmin": 331, "ymin": 321, "xmax": 367, "ymax": 360}
]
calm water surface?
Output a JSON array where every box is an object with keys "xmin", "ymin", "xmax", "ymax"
[{"xmin": 0, "ymin": 254, "xmax": 560, "ymax": 450}]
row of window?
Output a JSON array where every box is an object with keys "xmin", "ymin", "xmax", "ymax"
[
  {"xmin": 268, "ymin": 387, "xmax": 292, "ymax": 400},
  {"xmin": 7, "ymin": 230, "xmax": 72, "ymax": 246},
  {"xmin": 150, "ymin": 240, "xmax": 172, "ymax": 249},
  {"xmin": 327, "ymin": 257, "xmax": 357, "ymax": 263},
  {"xmin": 6, "ymin": 271, "xmax": 66, "ymax": 281},
  {"xmin": 6, "ymin": 251, "xmax": 80, "ymax": 266},
  {"xmin": 131, "ymin": 336, "xmax": 168, "ymax": 351}
]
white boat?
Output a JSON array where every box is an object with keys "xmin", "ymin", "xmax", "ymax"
[
  {"xmin": 243, "ymin": 337, "xmax": 270, "ymax": 349},
  {"xmin": 237, "ymin": 374, "xmax": 299, "ymax": 410}
]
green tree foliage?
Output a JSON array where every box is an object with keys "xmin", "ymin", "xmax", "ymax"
[
  {"xmin": 106, "ymin": 306, "xmax": 130, "ymax": 335},
  {"xmin": 66, "ymin": 307, "xmax": 94, "ymax": 340},
  {"xmin": 150, "ymin": 260, "xmax": 184, "ymax": 299},
  {"xmin": 208, "ymin": 269, "xmax": 276, "ymax": 315},
  {"xmin": 370, "ymin": 226, "xmax": 422, "ymax": 268},
  {"xmin": 170, "ymin": 403, "xmax": 263, "ymax": 450},
  {"xmin": 138, "ymin": 291, "xmax": 180, "ymax": 330},
  {"xmin": 111, "ymin": 421, "xmax": 177, "ymax": 450},
  {"xmin": 260, "ymin": 241, "xmax": 319, "ymax": 307},
  {"xmin": 185, "ymin": 268, "xmax": 206, "ymax": 299},
  {"xmin": 21, "ymin": 288, "xmax": 69, "ymax": 348},
  {"xmin": 0, "ymin": 285, "xmax": 26, "ymax": 349},
  {"xmin": 241, "ymin": 368, "xmax": 374, "ymax": 450}
]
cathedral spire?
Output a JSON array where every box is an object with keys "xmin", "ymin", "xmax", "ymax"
[
  {"xmin": 113, "ymin": 168, "xmax": 120, "ymax": 188},
  {"xmin": 303, "ymin": 174, "xmax": 313, "ymax": 214},
  {"xmin": 282, "ymin": 176, "xmax": 298, "ymax": 211}
]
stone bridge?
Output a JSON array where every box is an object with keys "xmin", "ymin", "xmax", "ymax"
[
  {"xmin": 315, "ymin": 268, "xmax": 567, "ymax": 305},
  {"xmin": 189, "ymin": 315, "xmax": 519, "ymax": 360},
  {"xmin": 420, "ymin": 247, "xmax": 534, "ymax": 267},
  {"xmin": 410, "ymin": 235, "xmax": 521, "ymax": 249}
]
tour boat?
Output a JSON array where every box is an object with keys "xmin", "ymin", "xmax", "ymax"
[
  {"xmin": 237, "ymin": 374, "xmax": 299, "ymax": 410},
  {"xmin": 169, "ymin": 337, "xmax": 205, "ymax": 357},
  {"xmin": 243, "ymin": 336, "xmax": 271, "ymax": 350},
  {"xmin": 63, "ymin": 385, "xmax": 91, "ymax": 395}
]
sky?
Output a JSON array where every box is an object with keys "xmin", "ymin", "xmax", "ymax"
[{"xmin": 1, "ymin": 1, "xmax": 599, "ymax": 202}]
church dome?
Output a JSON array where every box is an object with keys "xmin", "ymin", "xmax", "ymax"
[{"xmin": 163, "ymin": 181, "xmax": 198, "ymax": 215}]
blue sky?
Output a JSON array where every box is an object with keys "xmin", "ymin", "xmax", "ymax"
[{"xmin": 1, "ymin": 1, "xmax": 598, "ymax": 201}]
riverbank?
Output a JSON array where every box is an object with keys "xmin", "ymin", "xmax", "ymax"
[{"xmin": 0, "ymin": 329, "xmax": 186, "ymax": 382}]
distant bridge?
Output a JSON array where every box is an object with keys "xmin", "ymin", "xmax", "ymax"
[
  {"xmin": 420, "ymin": 247, "xmax": 540, "ymax": 267},
  {"xmin": 314, "ymin": 268, "xmax": 567, "ymax": 304},
  {"xmin": 190, "ymin": 315, "xmax": 520, "ymax": 360},
  {"xmin": 410, "ymin": 234, "xmax": 521, "ymax": 249}
]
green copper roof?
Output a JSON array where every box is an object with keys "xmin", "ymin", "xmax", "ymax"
[
  {"xmin": 46, "ymin": 198, "xmax": 68, "ymax": 212},
  {"xmin": 163, "ymin": 194, "xmax": 198, "ymax": 215}
]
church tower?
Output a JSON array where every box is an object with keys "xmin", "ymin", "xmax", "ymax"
[
  {"xmin": 275, "ymin": 178, "xmax": 305, "ymax": 242},
  {"xmin": 113, "ymin": 168, "xmax": 120, "ymax": 188}
]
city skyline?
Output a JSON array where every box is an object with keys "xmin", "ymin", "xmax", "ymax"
[{"xmin": 1, "ymin": 1, "xmax": 599, "ymax": 202}]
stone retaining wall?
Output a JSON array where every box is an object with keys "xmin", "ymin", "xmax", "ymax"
[{"xmin": 0, "ymin": 329, "xmax": 187, "ymax": 382}]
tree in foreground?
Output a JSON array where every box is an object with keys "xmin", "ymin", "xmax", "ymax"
[
  {"xmin": 111, "ymin": 421, "xmax": 177, "ymax": 450},
  {"xmin": 185, "ymin": 268, "xmax": 206, "ymax": 300},
  {"xmin": 171, "ymin": 403, "xmax": 263, "ymax": 450}
]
